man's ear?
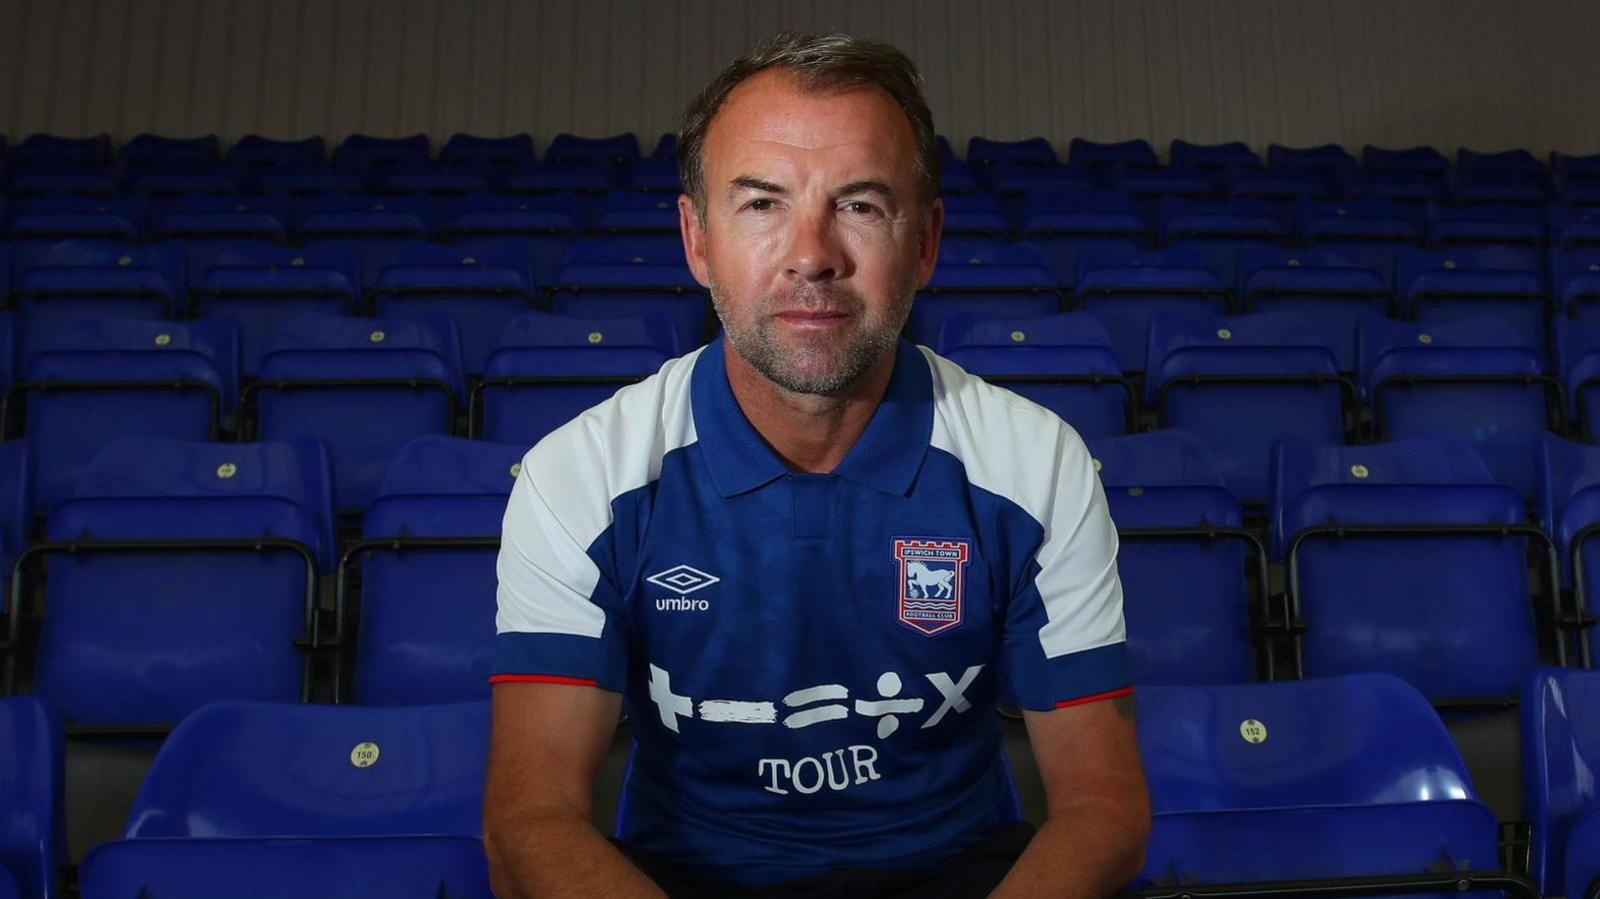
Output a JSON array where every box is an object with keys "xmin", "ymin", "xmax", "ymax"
[
  {"xmin": 678, "ymin": 194, "xmax": 713, "ymax": 289},
  {"xmin": 916, "ymin": 197, "xmax": 945, "ymax": 289}
]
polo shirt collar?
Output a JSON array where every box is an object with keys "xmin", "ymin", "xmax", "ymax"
[{"xmin": 690, "ymin": 335, "xmax": 934, "ymax": 498}]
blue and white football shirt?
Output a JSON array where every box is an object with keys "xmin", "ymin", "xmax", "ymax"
[{"xmin": 494, "ymin": 335, "xmax": 1129, "ymax": 887}]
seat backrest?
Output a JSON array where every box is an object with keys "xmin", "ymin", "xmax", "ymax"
[
  {"xmin": 123, "ymin": 700, "xmax": 490, "ymax": 839},
  {"xmin": 1158, "ymin": 198, "xmax": 1288, "ymax": 245},
  {"xmin": 365, "ymin": 435, "xmax": 524, "ymax": 538},
  {"xmin": 0, "ymin": 696, "xmax": 62, "ymax": 899},
  {"xmin": 1458, "ymin": 147, "xmax": 1545, "ymax": 178},
  {"xmin": 1268, "ymin": 435, "xmax": 1514, "ymax": 559},
  {"xmin": 1267, "ymin": 143, "xmax": 1357, "ymax": 176},
  {"xmin": 1522, "ymin": 666, "xmax": 1600, "ymax": 896},
  {"xmin": 1145, "ymin": 311, "xmax": 1342, "ymax": 406},
  {"xmin": 1170, "ymin": 140, "xmax": 1261, "ymax": 171},
  {"xmin": 1067, "ymin": 138, "xmax": 1157, "ymax": 169},
  {"xmin": 366, "ymin": 238, "xmax": 534, "ymax": 293},
  {"xmin": 1394, "ymin": 245, "xmax": 1543, "ymax": 304},
  {"xmin": 1362, "ymin": 144, "xmax": 1450, "ymax": 177},
  {"xmin": 257, "ymin": 312, "xmax": 465, "ymax": 400},
  {"xmin": 545, "ymin": 132, "xmax": 640, "ymax": 165},
  {"xmin": 936, "ymin": 311, "xmax": 1117, "ymax": 363},
  {"xmin": 225, "ymin": 135, "xmax": 325, "ymax": 170},
  {"xmin": 439, "ymin": 132, "xmax": 535, "ymax": 168},
  {"xmin": 1075, "ymin": 246, "xmax": 1226, "ymax": 294},
  {"xmin": 1357, "ymin": 313, "xmax": 1545, "ymax": 397},
  {"xmin": 13, "ymin": 239, "xmax": 185, "ymax": 304},
  {"xmin": 188, "ymin": 240, "xmax": 361, "ymax": 300},
  {"xmin": 120, "ymin": 134, "xmax": 219, "ymax": 168},
  {"xmin": 484, "ymin": 310, "xmax": 678, "ymax": 376},
  {"xmin": 1554, "ymin": 248, "xmax": 1600, "ymax": 315},
  {"xmin": 25, "ymin": 316, "xmax": 240, "ymax": 410},
  {"xmin": 0, "ymin": 444, "xmax": 30, "ymax": 572},
  {"xmin": 1088, "ymin": 430, "xmax": 1238, "ymax": 529},
  {"xmin": 1535, "ymin": 432, "xmax": 1600, "ymax": 577},
  {"xmin": 1140, "ymin": 674, "xmax": 1477, "ymax": 810},
  {"xmin": 966, "ymin": 136, "xmax": 1057, "ymax": 168},
  {"xmin": 332, "ymin": 134, "xmax": 431, "ymax": 171},
  {"xmin": 10, "ymin": 134, "xmax": 111, "ymax": 167}
]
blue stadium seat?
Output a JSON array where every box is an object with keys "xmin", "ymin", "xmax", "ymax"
[
  {"xmin": 152, "ymin": 195, "xmax": 288, "ymax": 243},
  {"xmin": 1449, "ymin": 173, "xmax": 1548, "ymax": 207},
  {"xmin": 499, "ymin": 168, "xmax": 610, "ymax": 227},
  {"xmin": 122, "ymin": 698, "xmax": 487, "ymax": 837},
  {"xmin": 940, "ymin": 205, "xmax": 1010, "ymax": 241},
  {"xmin": 1360, "ymin": 314, "xmax": 1557, "ymax": 499},
  {"xmin": 1111, "ymin": 167, "xmax": 1218, "ymax": 201},
  {"xmin": 1340, "ymin": 172, "xmax": 1448, "ymax": 206},
  {"xmin": 1088, "ymin": 431, "xmax": 1264, "ymax": 684},
  {"xmin": 1295, "ymin": 197, "xmax": 1421, "ymax": 249},
  {"xmin": 342, "ymin": 436, "xmax": 524, "ymax": 705},
  {"xmin": 1225, "ymin": 167, "xmax": 1331, "ymax": 203},
  {"xmin": 252, "ymin": 164, "xmax": 365, "ymax": 197},
  {"xmin": 0, "ymin": 443, "xmax": 32, "ymax": 581},
  {"xmin": 439, "ymin": 133, "xmax": 536, "ymax": 171},
  {"xmin": 7, "ymin": 134, "xmax": 112, "ymax": 168},
  {"xmin": 1555, "ymin": 249, "xmax": 1600, "ymax": 322},
  {"xmin": 331, "ymin": 134, "xmax": 431, "ymax": 174},
  {"xmin": 477, "ymin": 311, "xmax": 675, "ymax": 445},
  {"xmin": 4, "ymin": 195, "xmax": 146, "ymax": 242},
  {"xmin": 546, "ymin": 262, "xmax": 711, "ymax": 352},
  {"xmin": 373, "ymin": 165, "xmax": 490, "ymax": 198},
  {"xmin": 1552, "ymin": 316, "xmax": 1600, "ymax": 439},
  {"xmin": 10, "ymin": 316, "xmax": 238, "ymax": 516},
  {"xmin": 225, "ymin": 135, "xmax": 325, "ymax": 172},
  {"xmin": 1269, "ymin": 437, "xmax": 1553, "ymax": 704},
  {"xmin": 1550, "ymin": 207, "xmax": 1600, "ymax": 253},
  {"xmin": 935, "ymin": 240, "xmax": 1044, "ymax": 269},
  {"xmin": 126, "ymin": 165, "xmax": 245, "ymax": 199},
  {"xmin": 1067, "ymin": 138, "xmax": 1157, "ymax": 170},
  {"xmin": 1145, "ymin": 312, "xmax": 1351, "ymax": 504},
  {"xmin": 79, "ymin": 836, "xmax": 492, "ymax": 899},
  {"xmin": 966, "ymin": 136, "xmax": 1058, "ymax": 171},
  {"xmin": 1266, "ymin": 143, "xmax": 1358, "ymax": 178},
  {"xmin": 10, "ymin": 240, "xmax": 185, "ymax": 360},
  {"xmin": 1016, "ymin": 191, "xmax": 1151, "ymax": 289},
  {"xmin": 22, "ymin": 437, "xmax": 333, "ymax": 727},
  {"xmin": 119, "ymin": 135, "xmax": 219, "ymax": 169},
  {"xmin": 1395, "ymin": 246, "xmax": 1548, "ymax": 357},
  {"xmin": 436, "ymin": 193, "xmax": 580, "ymax": 286},
  {"xmin": 365, "ymin": 239, "xmax": 537, "ymax": 377},
  {"xmin": 4, "ymin": 165, "xmax": 119, "ymax": 199},
  {"xmin": 1075, "ymin": 247, "xmax": 1232, "ymax": 372},
  {"xmin": 291, "ymin": 193, "xmax": 433, "ymax": 248},
  {"xmin": 1236, "ymin": 246, "xmax": 1395, "ymax": 372},
  {"xmin": 116, "ymin": 697, "xmax": 486, "ymax": 838},
  {"xmin": 938, "ymin": 312, "xmax": 1131, "ymax": 438},
  {"xmin": 1523, "ymin": 667, "xmax": 1600, "ymax": 899},
  {"xmin": 1428, "ymin": 204, "xmax": 1546, "ymax": 248},
  {"xmin": 1459, "ymin": 147, "xmax": 1545, "ymax": 180},
  {"xmin": 1169, "ymin": 139, "xmax": 1261, "ymax": 172},
  {"xmin": 563, "ymin": 236, "xmax": 687, "ymax": 267},
  {"xmin": 0, "ymin": 696, "xmax": 62, "ymax": 899},
  {"xmin": 1157, "ymin": 199, "xmax": 1290, "ymax": 249},
  {"xmin": 250, "ymin": 313, "xmax": 463, "ymax": 514},
  {"xmin": 1362, "ymin": 145, "xmax": 1450, "ymax": 179},
  {"xmin": 1535, "ymin": 433, "xmax": 1600, "ymax": 659},
  {"xmin": 625, "ymin": 159, "xmax": 683, "ymax": 194},
  {"xmin": 1137, "ymin": 675, "xmax": 1512, "ymax": 891},
  {"xmin": 187, "ymin": 241, "xmax": 361, "ymax": 376},
  {"xmin": 652, "ymin": 133, "xmax": 678, "ymax": 163},
  {"xmin": 545, "ymin": 132, "xmax": 640, "ymax": 169},
  {"xmin": 939, "ymin": 162, "xmax": 978, "ymax": 196},
  {"xmin": 988, "ymin": 167, "xmax": 1095, "ymax": 200},
  {"xmin": 587, "ymin": 193, "xmax": 682, "ymax": 257},
  {"xmin": 908, "ymin": 263, "xmax": 1062, "ymax": 348}
]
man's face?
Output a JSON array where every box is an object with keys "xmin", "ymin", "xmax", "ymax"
[{"xmin": 679, "ymin": 69, "xmax": 943, "ymax": 395}]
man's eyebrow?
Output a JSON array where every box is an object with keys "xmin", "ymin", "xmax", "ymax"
[
  {"xmin": 729, "ymin": 176, "xmax": 785, "ymax": 194},
  {"xmin": 835, "ymin": 180, "xmax": 895, "ymax": 199}
]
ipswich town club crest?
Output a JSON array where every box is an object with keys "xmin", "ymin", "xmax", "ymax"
[{"xmin": 893, "ymin": 538, "xmax": 972, "ymax": 636}]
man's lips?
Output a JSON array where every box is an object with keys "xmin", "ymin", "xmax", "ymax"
[{"xmin": 774, "ymin": 309, "xmax": 851, "ymax": 321}]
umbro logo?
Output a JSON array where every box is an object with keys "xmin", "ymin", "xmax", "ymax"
[{"xmin": 646, "ymin": 565, "xmax": 720, "ymax": 595}]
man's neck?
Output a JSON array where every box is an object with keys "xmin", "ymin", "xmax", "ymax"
[{"xmin": 723, "ymin": 341, "xmax": 897, "ymax": 475}]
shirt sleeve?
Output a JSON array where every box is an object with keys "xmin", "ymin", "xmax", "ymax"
[
  {"xmin": 491, "ymin": 460, "xmax": 630, "ymax": 691},
  {"xmin": 1000, "ymin": 424, "xmax": 1131, "ymax": 711}
]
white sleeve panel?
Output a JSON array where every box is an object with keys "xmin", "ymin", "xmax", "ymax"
[
  {"xmin": 494, "ymin": 347, "xmax": 703, "ymax": 637},
  {"xmin": 921, "ymin": 347, "xmax": 1126, "ymax": 659}
]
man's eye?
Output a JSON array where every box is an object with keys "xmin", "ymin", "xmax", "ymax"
[
  {"xmin": 845, "ymin": 201, "xmax": 881, "ymax": 217},
  {"xmin": 747, "ymin": 198, "xmax": 776, "ymax": 212}
]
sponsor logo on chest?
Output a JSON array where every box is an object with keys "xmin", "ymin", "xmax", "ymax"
[{"xmin": 646, "ymin": 564, "xmax": 719, "ymax": 612}]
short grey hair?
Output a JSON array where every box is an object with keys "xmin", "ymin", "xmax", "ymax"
[{"xmin": 677, "ymin": 31, "xmax": 941, "ymax": 225}]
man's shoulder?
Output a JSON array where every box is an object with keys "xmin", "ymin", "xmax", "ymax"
[
  {"xmin": 519, "ymin": 346, "xmax": 703, "ymax": 506},
  {"xmin": 918, "ymin": 346, "xmax": 1094, "ymax": 520}
]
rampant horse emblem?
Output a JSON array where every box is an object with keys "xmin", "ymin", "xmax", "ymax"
[{"xmin": 893, "ymin": 538, "xmax": 972, "ymax": 636}]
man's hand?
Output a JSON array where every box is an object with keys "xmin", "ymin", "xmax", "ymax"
[
  {"xmin": 989, "ymin": 694, "xmax": 1150, "ymax": 898},
  {"xmin": 483, "ymin": 682, "xmax": 666, "ymax": 899}
]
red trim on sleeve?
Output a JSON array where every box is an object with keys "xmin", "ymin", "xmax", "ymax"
[
  {"xmin": 489, "ymin": 674, "xmax": 600, "ymax": 687},
  {"xmin": 1054, "ymin": 686, "xmax": 1135, "ymax": 710}
]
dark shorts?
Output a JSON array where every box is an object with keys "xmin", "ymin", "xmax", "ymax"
[{"xmin": 616, "ymin": 822, "xmax": 1037, "ymax": 899}]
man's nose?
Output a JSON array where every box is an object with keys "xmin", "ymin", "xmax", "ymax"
[{"xmin": 784, "ymin": 208, "xmax": 845, "ymax": 283}]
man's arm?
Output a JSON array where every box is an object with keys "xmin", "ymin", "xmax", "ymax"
[
  {"xmin": 483, "ymin": 682, "xmax": 666, "ymax": 899},
  {"xmin": 990, "ymin": 694, "xmax": 1150, "ymax": 899}
]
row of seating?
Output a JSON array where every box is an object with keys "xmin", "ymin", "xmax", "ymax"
[
  {"xmin": 1, "ymin": 670, "xmax": 1595, "ymax": 898},
  {"xmin": 3, "ymin": 426, "xmax": 1595, "ymax": 735},
  {"xmin": 5, "ymin": 132, "xmax": 1597, "ymax": 197}
]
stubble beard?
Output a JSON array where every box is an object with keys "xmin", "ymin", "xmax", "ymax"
[{"xmin": 710, "ymin": 278, "xmax": 917, "ymax": 396}]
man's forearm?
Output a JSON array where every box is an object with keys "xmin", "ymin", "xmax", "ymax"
[
  {"xmin": 486, "ymin": 811, "xmax": 666, "ymax": 899},
  {"xmin": 987, "ymin": 805, "xmax": 1147, "ymax": 899}
]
